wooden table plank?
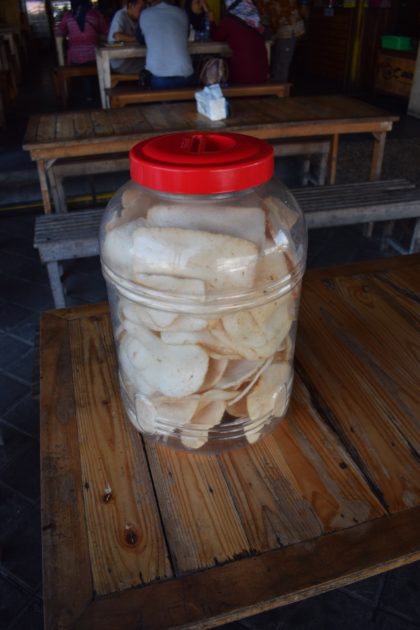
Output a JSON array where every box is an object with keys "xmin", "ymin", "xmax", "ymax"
[
  {"xmin": 146, "ymin": 443, "xmax": 250, "ymax": 574},
  {"xmin": 40, "ymin": 312, "xmax": 93, "ymax": 630},
  {"xmin": 69, "ymin": 314, "xmax": 173, "ymax": 594},
  {"xmin": 90, "ymin": 109, "xmax": 115, "ymax": 137},
  {"xmin": 23, "ymin": 95, "xmax": 398, "ymax": 152},
  {"xmin": 219, "ymin": 376, "xmax": 384, "ymax": 552},
  {"xmin": 73, "ymin": 111, "xmax": 92, "ymax": 139},
  {"xmin": 380, "ymin": 265, "xmax": 420, "ymax": 297},
  {"xmin": 36, "ymin": 113, "xmax": 57, "ymax": 143},
  {"xmin": 296, "ymin": 267, "xmax": 420, "ymax": 513}
]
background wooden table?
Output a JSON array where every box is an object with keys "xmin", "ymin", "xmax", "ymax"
[
  {"xmin": 23, "ymin": 94, "xmax": 399, "ymax": 213},
  {"xmin": 95, "ymin": 41, "xmax": 232, "ymax": 109},
  {"xmin": 39, "ymin": 254, "xmax": 420, "ymax": 629}
]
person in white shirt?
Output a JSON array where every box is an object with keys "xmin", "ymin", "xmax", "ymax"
[
  {"xmin": 108, "ymin": 0, "xmax": 145, "ymax": 74},
  {"xmin": 139, "ymin": 0, "xmax": 194, "ymax": 89}
]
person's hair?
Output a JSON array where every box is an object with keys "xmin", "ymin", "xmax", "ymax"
[
  {"xmin": 71, "ymin": 0, "xmax": 91, "ymax": 31},
  {"xmin": 127, "ymin": 0, "xmax": 141, "ymax": 6}
]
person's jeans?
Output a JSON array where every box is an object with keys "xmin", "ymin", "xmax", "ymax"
[{"xmin": 150, "ymin": 74, "xmax": 196, "ymax": 89}]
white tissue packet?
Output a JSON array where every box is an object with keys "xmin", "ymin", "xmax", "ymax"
[{"xmin": 195, "ymin": 84, "xmax": 227, "ymax": 121}]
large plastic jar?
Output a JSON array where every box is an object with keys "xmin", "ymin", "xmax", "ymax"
[{"xmin": 100, "ymin": 132, "xmax": 307, "ymax": 453}]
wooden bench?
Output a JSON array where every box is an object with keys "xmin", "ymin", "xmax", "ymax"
[
  {"xmin": 34, "ymin": 208, "xmax": 104, "ymax": 308},
  {"xmin": 34, "ymin": 179, "xmax": 420, "ymax": 308},
  {"xmin": 53, "ymin": 65, "xmax": 137, "ymax": 107},
  {"xmin": 292, "ymin": 179, "xmax": 420, "ymax": 229},
  {"xmin": 107, "ymin": 82, "xmax": 291, "ymax": 108}
]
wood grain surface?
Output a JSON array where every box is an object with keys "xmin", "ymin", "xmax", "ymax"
[
  {"xmin": 40, "ymin": 312, "xmax": 93, "ymax": 629},
  {"xmin": 24, "ymin": 95, "xmax": 398, "ymax": 154},
  {"xmin": 69, "ymin": 314, "xmax": 172, "ymax": 594},
  {"xmin": 295, "ymin": 258, "xmax": 420, "ymax": 513},
  {"xmin": 40, "ymin": 255, "xmax": 420, "ymax": 629}
]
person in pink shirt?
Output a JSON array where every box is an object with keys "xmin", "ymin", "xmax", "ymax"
[{"xmin": 57, "ymin": 0, "xmax": 108, "ymax": 66}]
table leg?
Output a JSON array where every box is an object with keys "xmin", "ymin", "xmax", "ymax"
[
  {"xmin": 103, "ymin": 55, "xmax": 112, "ymax": 109},
  {"xmin": 363, "ymin": 132, "xmax": 387, "ymax": 237},
  {"xmin": 96, "ymin": 51, "xmax": 107, "ymax": 110},
  {"xmin": 328, "ymin": 134, "xmax": 339, "ymax": 185},
  {"xmin": 370, "ymin": 131, "xmax": 386, "ymax": 181},
  {"xmin": 37, "ymin": 159, "xmax": 52, "ymax": 214}
]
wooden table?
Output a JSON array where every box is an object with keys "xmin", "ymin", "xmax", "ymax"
[
  {"xmin": 23, "ymin": 94, "xmax": 399, "ymax": 213},
  {"xmin": 40, "ymin": 254, "xmax": 420, "ymax": 629},
  {"xmin": 96, "ymin": 41, "xmax": 231, "ymax": 109}
]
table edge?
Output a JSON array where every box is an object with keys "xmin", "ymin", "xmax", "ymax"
[{"xmin": 73, "ymin": 506, "xmax": 420, "ymax": 629}]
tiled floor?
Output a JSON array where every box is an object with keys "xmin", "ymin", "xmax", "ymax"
[{"xmin": 0, "ymin": 43, "xmax": 419, "ymax": 630}]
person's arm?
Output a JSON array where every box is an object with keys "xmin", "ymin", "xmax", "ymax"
[
  {"xmin": 113, "ymin": 31, "xmax": 137, "ymax": 43},
  {"xmin": 108, "ymin": 12, "xmax": 137, "ymax": 44}
]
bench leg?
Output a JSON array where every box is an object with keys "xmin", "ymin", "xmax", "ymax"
[
  {"xmin": 46, "ymin": 261, "xmax": 66, "ymax": 308},
  {"xmin": 301, "ymin": 156, "xmax": 311, "ymax": 186},
  {"xmin": 328, "ymin": 134, "xmax": 339, "ymax": 185},
  {"xmin": 363, "ymin": 222, "xmax": 375, "ymax": 238},
  {"xmin": 409, "ymin": 218, "xmax": 420, "ymax": 253},
  {"xmin": 318, "ymin": 152, "xmax": 328, "ymax": 185},
  {"xmin": 380, "ymin": 220, "xmax": 395, "ymax": 250}
]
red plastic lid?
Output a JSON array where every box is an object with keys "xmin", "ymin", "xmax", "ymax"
[{"xmin": 130, "ymin": 132, "xmax": 273, "ymax": 194}]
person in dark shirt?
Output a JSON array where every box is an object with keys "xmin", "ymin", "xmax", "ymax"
[
  {"xmin": 204, "ymin": 0, "xmax": 269, "ymax": 84},
  {"xmin": 185, "ymin": 0, "xmax": 206, "ymax": 33}
]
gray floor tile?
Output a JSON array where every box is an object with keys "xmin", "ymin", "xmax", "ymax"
[
  {"xmin": 0, "ymin": 483, "xmax": 36, "ymax": 539},
  {"xmin": 2, "ymin": 395, "xmax": 40, "ymax": 439},
  {"xmin": 0, "ymin": 574, "xmax": 34, "ymax": 629},
  {"xmin": 340, "ymin": 573, "xmax": 385, "ymax": 605},
  {"xmin": 378, "ymin": 562, "xmax": 420, "ymax": 624},
  {"xmin": 0, "ymin": 301, "xmax": 35, "ymax": 334},
  {"xmin": 0, "ymin": 335, "xmax": 31, "ymax": 369},
  {"xmin": 372, "ymin": 610, "xmax": 420, "ymax": 630},
  {"xmin": 0, "ymin": 234, "xmax": 39, "ymax": 261},
  {"xmin": 0, "ymin": 275, "xmax": 54, "ymax": 312},
  {"xmin": 1, "ymin": 441, "xmax": 40, "ymax": 502},
  {"xmin": 1, "ymin": 501, "xmax": 42, "ymax": 589},
  {"xmin": 7, "ymin": 313, "xmax": 39, "ymax": 346},
  {"xmin": 0, "ymin": 374, "xmax": 29, "ymax": 413},
  {"xmin": 6, "ymin": 347, "xmax": 36, "ymax": 385},
  {"xmin": 273, "ymin": 589, "xmax": 375, "ymax": 630},
  {"xmin": 0, "ymin": 422, "xmax": 35, "ymax": 472},
  {"xmin": 7, "ymin": 596, "xmax": 44, "ymax": 630}
]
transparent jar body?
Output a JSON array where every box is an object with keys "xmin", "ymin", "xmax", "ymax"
[{"xmin": 100, "ymin": 177, "xmax": 307, "ymax": 453}]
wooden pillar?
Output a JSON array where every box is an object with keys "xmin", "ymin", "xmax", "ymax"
[
  {"xmin": 408, "ymin": 44, "xmax": 420, "ymax": 119},
  {"xmin": 349, "ymin": 0, "xmax": 366, "ymax": 87}
]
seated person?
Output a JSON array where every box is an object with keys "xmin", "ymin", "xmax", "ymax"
[
  {"xmin": 138, "ymin": 0, "xmax": 194, "ymax": 89},
  {"xmin": 185, "ymin": 0, "xmax": 206, "ymax": 36},
  {"xmin": 205, "ymin": 0, "xmax": 269, "ymax": 84},
  {"xmin": 57, "ymin": 0, "xmax": 108, "ymax": 101},
  {"xmin": 57, "ymin": 0, "xmax": 108, "ymax": 66},
  {"xmin": 107, "ymin": 0, "xmax": 145, "ymax": 75}
]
